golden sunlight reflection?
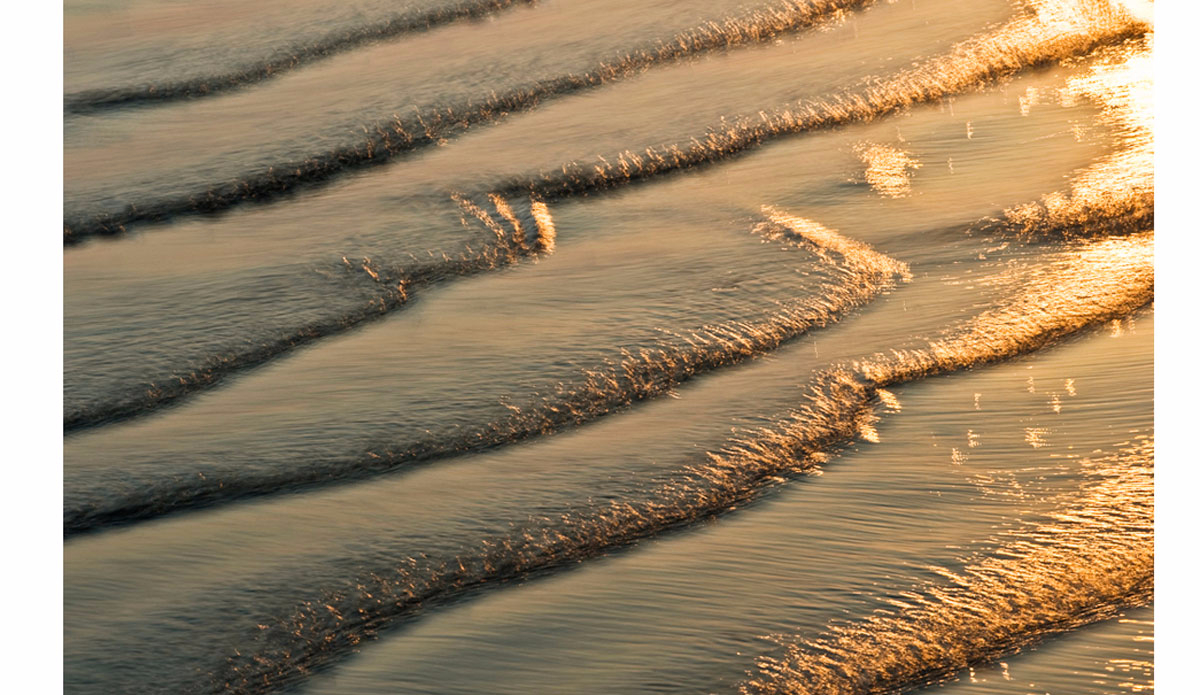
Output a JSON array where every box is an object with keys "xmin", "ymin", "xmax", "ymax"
[
  {"xmin": 504, "ymin": 0, "xmax": 1150, "ymax": 210},
  {"xmin": 1106, "ymin": 615, "xmax": 1155, "ymax": 692},
  {"xmin": 854, "ymin": 232, "xmax": 1153, "ymax": 391},
  {"xmin": 1112, "ymin": 0, "xmax": 1154, "ymax": 24},
  {"xmin": 1025, "ymin": 427, "xmax": 1051, "ymax": 448},
  {"xmin": 854, "ymin": 142, "xmax": 922, "ymax": 198}
]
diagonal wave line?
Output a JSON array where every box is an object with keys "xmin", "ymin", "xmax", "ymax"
[{"xmin": 65, "ymin": 0, "xmax": 539, "ymax": 114}]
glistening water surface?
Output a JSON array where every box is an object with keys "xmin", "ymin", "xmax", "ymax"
[{"xmin": 63, "ymin": 1, "xmax": 1154, "ymax": 693}]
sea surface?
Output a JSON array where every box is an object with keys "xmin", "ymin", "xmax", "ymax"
[{"xmin": 63, "ymin": 1, "xmax": 1154, "ymax": 693}]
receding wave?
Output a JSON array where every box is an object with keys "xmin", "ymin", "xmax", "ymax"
[
  {"xmin": 63, "ymin": 0, "xmax": 877, "ymax": 244},
  {"xmin": 204, "ymin": 229, "xmax": 1153, "ymax": 694},
  {"xmin": 63, "ymin": 211, "xmax": 908, "ymax": 535},
  {"xmin": 63, "ymin": 194, "xmax": 556, "ymax": 434},
  {"xmin": 64, "ymin": 0, "xmax": 537, "ymax": 114},
  {"xmin": 740, "ymin": 440, "xmax": 1153, "ymax": 695}
]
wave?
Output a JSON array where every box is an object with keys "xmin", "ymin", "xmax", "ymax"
[
  {"xmin": 62, "ymin": 194, "xmax": 556, "ymax": 433},
  {"xmin": 973, "ymin": 142, "xmax": 1153, "ymax": 239},
  {"xmin": 975, "ymin": 32, "xmax": 1153, "ymax": 239},
  {"xmin": 740, "ymin": 440, "xmax": 1153, "ymax": 695},
  {"xmin": 492, "ymin": 0, "xmax": 1148, "ymax": 203},
  {"xmin": 63, "ymin": 211, "xmax": 908, "ymax": 535},
  {"xmin": 63, "ymin": 0, "xmax": 877, "ymax": 244},
  {"xmin": 64, "ymin": 0, "xmax": 538, "ymax": 114},
  {"xmin": 204, "ymin": 229, "xmax": 1153, "ymax": 694}
]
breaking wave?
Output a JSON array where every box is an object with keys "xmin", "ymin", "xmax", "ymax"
[
  {"xmin": 65, "ymin": 1, "xmax": 1150, "ymax": 245},
  {"xmin": 65, "ymin": 15, "xmax": 1154, "ymax": 440},
  {"xmin": 62, "ymin": 3, "xmax": 1157, "ymax": 694}
]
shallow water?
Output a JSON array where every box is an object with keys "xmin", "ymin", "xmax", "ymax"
[{"xmin": 63, "ymin": 1, "xmax": 1154, "ymax": 693}]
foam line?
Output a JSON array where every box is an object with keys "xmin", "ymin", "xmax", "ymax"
[{"xmin": 741, "ymin": 441, "xmax": 1153, "ymax": 695}]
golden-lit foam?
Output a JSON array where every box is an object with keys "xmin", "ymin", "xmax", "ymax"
[
  {"xmin": 65, "ymin": 190, "xmax": 561, "ymax": 437},
  {"xmin": 211, "ymin": 213, "xmax": 915, "ymax": 691},
  {"xmin": 1110, "ymin": 0, "xmax": 1154, "ymax": 25},
  {"xmin": 742, "ymin": 441, "xmax": 1153, "ymax": 695},
  {"xmin": 488, "ymin": 193, "xmax": 527, "ymax": 248},
  {"xmin": 451, "ymin": 192, "xmax": 557, "ymax": 258},
  {"xmin": 453, "ymin": 192, "xmax": 509, "ymax": 242},
  {"xmin": 760, "ymin": 207, "xmax": 912, "ymax": 280},
  {"xmin": 1027, "ymin": 0, "xmax": 1144, "ymax": 32},
  {"xmin": 998, "ymin": 30, "xmax": 1152, "ymax": 238},
  {"xmin": 859, "ymin": 232, "xmax": 1154, "ymax": 387},
  {"xmin": 529, "ymin": 199, "xmax": 557, "ymax": 253},
  {"xmin": 67, "ymin": 0, "xmax": 885, "ymax": 242},
  {"xmin": 876, "ymin": 389, "xmax": 901, "ymax": 412}
]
